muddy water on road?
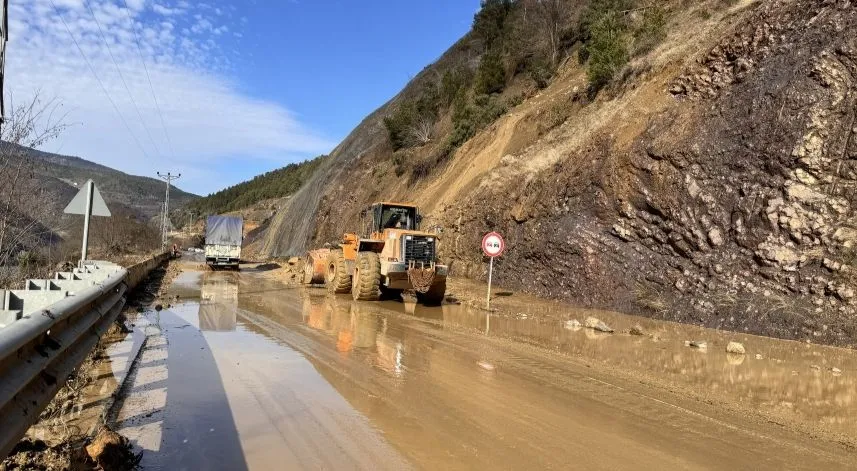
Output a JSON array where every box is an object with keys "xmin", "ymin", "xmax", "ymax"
[
  {"xmin": 115, "ymin": 272, "xmax": 409, "ymax": 471},
  {"xmin": 430, "ymin": 295, "xmax": 857, "ymax": 439},
  {"xmin": 116, "ymin": 270, "xmax": 856, "ymax": 470}
]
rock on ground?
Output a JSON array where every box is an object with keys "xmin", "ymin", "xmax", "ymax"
[
  {"xmin": 584, "ymin": 316, "xmax": 614, "ymax": 333},
  {"xmin": 726, "ymin": 341, "xmax": 746, "ymax": 354},
  {"xmin": 564, "ymin": 319, "xmax": 582, "ymax": 330},
  {"xmin": 86, "ymin": 426, "xmax": 140, "ymax": 471},
  {"xmin": 629, "ymin": 324, "xmax": 645, "ymax": 336}
]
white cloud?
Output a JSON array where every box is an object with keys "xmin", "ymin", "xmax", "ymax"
[
  {"xmin": 152, "ymin": 3, "xmax": 184, "ymax": 16},
  {"xmin": 190, "ymin": 17, "xmax": 213, "ymax": 34},
  {"xmin": 6, "ymin": 0, "xmax": 333, "ymax": 194},
  {"xmin": 125, "ymin": 0, "xmax": 146, "ymax": 11}
]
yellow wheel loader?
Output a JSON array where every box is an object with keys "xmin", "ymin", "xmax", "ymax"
[{"xmin": 303, "ymin": 202, "xmax": 447, "ymax": 304}]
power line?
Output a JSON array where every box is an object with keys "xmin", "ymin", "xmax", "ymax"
[
  {"xmin": 121, "ymin": 0, "xmax": 176, "ymax": 158},
  {"xmin": 49, "ymin": 0, "xmax": 151, "ymax": 160},
  {"xmin": 83, "ymin": 0, "xmax": 163, "ymax": 158}
]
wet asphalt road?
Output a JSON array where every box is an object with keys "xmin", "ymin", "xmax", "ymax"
[{"xmin": 112, "ymin": 268, "xmax": 857, "ymax": 470}]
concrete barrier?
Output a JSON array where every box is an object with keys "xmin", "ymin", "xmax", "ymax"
[{"xmin": 125, "ymin": 252, "xmax": 170, "ymax": 290}]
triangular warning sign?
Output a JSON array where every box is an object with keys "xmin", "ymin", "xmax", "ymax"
[{"xmin": 63, "ymin": 180, "xmax": 112, "ymax": 217}]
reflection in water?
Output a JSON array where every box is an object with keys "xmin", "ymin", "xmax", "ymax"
[
  {"xmin": 229, "ymin": 273, "xmax": 857, "ymax": 441},
  {"xmin": 431, "ymin": 300, "xmax": 857, "ymax": 433},
  {"xmin": 300, "ymin": 294, "xmax": 406, "ymax": 377},
  {"xmin": 301, "ymin": 293, "xmax": 857, "ymax": 435},
  {"xmin": 198, "ymin": 273, "xmax": 238, "ymax": 331}
]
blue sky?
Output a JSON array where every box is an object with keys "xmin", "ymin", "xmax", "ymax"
[{"xmin": 7, "ymin": 0, "xmax": 479, "ymax": 195}]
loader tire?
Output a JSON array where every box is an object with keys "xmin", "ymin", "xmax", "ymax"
[
  {"xmin": 326, "ymin": 250, "xmax": 352, "ymax": 294},
  {"xmin": 352, "ymin": 252, "xmax": 381, "ymax": 301},
  {"xmin": 417, "ymin": 278, "xmax": 446, "ymax": 306},
  {"xmin": 303, "ymin": 258, "xmax": 314, "ymax": 284}
]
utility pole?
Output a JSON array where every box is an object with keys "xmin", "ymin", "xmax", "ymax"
[
  {"xmin": 1, "ymin": 0, "xmax": 9, "ymax": 126},
  {"xmin": 157, "ymin": 172, "xmax": 180, "ymax": 249}
]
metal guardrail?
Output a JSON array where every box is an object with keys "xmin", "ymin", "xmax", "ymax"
[{"xmin": 0, "ymin": 260, "xmax": 128, "ymax": 458}]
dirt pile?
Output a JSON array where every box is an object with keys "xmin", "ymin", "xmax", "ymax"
[
  {"xmin": 2, "ymin": 438, "xmax": 88, "ymax": 471},
  {"xmin": 254, "ymin": 257, "xmax": 305, "ymax": 286},
  {"xmin": 84, "ymin": 427, "xmax": 140, "ymax": 471},
  {"xmin": 2, "ymin": 426, "xmax": 140, "ymax": 471},
  {"xmin": 260, "ymin": 0, "xmax": 857, "ymax": 345}
]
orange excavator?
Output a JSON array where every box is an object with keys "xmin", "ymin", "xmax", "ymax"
[{"xmin": 303, "ymin": 202, "xmax": 447, "ymax": 304}]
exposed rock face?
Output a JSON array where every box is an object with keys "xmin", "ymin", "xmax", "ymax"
[
  {"xmin": 624, "ymin": 0, "xmax": 857, "ymax": 344},
  {"xmin": 435, "ymin": 0, "xmax": 857, "ymax": 346}
]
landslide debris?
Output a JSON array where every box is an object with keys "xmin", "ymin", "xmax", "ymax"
[
  {"xmin": 1, "ymin": 427, "xmax": 141, "ymax": 471},
  {"xmin": 433, "ymin": 0, "xmax": 857, "ymax": 346},
  {"xmin": 256, "ymin": 0, "xmax": 857, "ymax": 346}
]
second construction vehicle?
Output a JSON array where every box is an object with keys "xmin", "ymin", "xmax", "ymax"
[{"xmin": 304, "ymin": 202, "xmax": 447, "ymax": 304}]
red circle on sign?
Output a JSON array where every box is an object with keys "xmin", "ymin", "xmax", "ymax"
[{"xmin": 482, "ymin": 232, "xmax": 505, "ymax": 257}]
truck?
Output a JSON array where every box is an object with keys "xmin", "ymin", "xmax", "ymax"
[
  {"xmin": 304, "ymin": 202, "xmax": 447, "ymax": 304},
  {"xmin": 204, "ymin": 215, "xmax": 243, "ymax": 270}
]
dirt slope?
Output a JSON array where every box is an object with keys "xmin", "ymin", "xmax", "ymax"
[{"xmin": 263, "ymin": 0, "xmax": 857, "ymax": 346}]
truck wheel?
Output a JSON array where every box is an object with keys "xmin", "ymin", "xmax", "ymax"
[
  {"xmin": 326, "ymin": 250, "xmax": 352, "ymax": 294},
  {"xmin": 352, "ymin": 252, "xmax": 381, "ymax": 301},
  {"xmin": 417, "ymin": 278, "xmax": 446, "ymax": 306}
]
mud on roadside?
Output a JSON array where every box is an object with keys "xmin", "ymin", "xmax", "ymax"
[{"xmin": 1, "ymin": 260, "xmax": 178, "ymax": 471}]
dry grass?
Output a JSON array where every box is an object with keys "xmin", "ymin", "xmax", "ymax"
[{"xmin": 634, "ymin": 281, "xmax": 669, "ymax": 314}]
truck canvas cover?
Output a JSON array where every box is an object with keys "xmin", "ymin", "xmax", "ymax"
[{"xmin": 206, "ymin": 215, "xmax": 243, "ymax": 245}]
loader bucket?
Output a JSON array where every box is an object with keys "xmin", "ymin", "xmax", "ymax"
[{"xmin": 303, "ymin": 249, "xmax": 331, "ymax": 284}]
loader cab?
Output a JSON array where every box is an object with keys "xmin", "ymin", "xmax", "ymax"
[{"xmin": 368, "ymin": 203, "xmax": 421, "ymax": 233}]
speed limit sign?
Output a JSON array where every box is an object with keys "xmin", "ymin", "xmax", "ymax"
[
  {"xmin": 482, "ymin": 232, "xmax": 505, "ymax": 257},
  {"xmin": 482, "ymin": 232, "xmax": 505, "ymax": 310}
]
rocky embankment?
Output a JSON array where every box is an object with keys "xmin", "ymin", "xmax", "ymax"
[{"xmin": 439, "ymin": 0, "xmax": 857, "ymax": 346}]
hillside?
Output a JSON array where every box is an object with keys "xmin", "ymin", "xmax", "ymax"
[
  {"xmin": 260, "ymin": 0, "xmax": 857, "ymax": 346},
  {"xmin": 15, "ymin": 143, "xmax": 198, "ymax": 220},
  {"xmin": 185, "ymin": 155, "xmax": 326, "ymax": 215}
]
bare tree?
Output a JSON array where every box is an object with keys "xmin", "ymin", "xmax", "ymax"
[
  {"xmin": 0, "ymin": 92, "xmax": 69, "ymax": 284},
  {"xmin": 407, "ymin": 116, "xmax": 435, "ymax": 147},
  {"xmin": 535, "ymin": 0, "xmax": 569, "ymax": 68},
  {"xmin": 91, "ymin": 207, "xmax": 160, "ymax": 257},
  {"xmin": 519, "ymin": 0, "xmax": 572, "ymax": 68}
]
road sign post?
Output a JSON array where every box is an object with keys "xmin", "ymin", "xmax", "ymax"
[
  {"xmin": 81, "ymin": 181, "xmax": 93, "ymax": 261},
  {"xmin": 64, "ymin": 179, "xmax": 111, "ymax": 264},
  {"xmin": 481, "ymin": 232, "xmax": 505, "ymax": 310}
]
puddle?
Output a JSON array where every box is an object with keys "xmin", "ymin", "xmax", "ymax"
[
  {"xmin": 435, "ymin": 301, "xmax": 857, "ymax": 431},
  {"xmin": 167, "ymin": 271, "xmax": 204, "ymax": 300},
  {"xmin": 199, "ymin": 274, "xmax": 238, "ymax": 331},
  {"xmin": 114, "ymin": 277, "xmax": 410, "ymax": 470},
  {"xmin": 237, "ymin": 286, "xmax": 854, "ymax": 468},
  {"xmin": 114, "ymin": 269, "xmax": 857, "ymax": 470},
  {"xmin": 241, "ymin": 278, "xmax": 857, "ymax": 439}
]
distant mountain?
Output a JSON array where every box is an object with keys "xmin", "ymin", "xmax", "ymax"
[
  {"xmin": 185, "ymin": 155, "xmax": 326, "ymax": 216},
  {"xmin": 12, "ymin": 143, "xmax": 198, "ymax": 220}
]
